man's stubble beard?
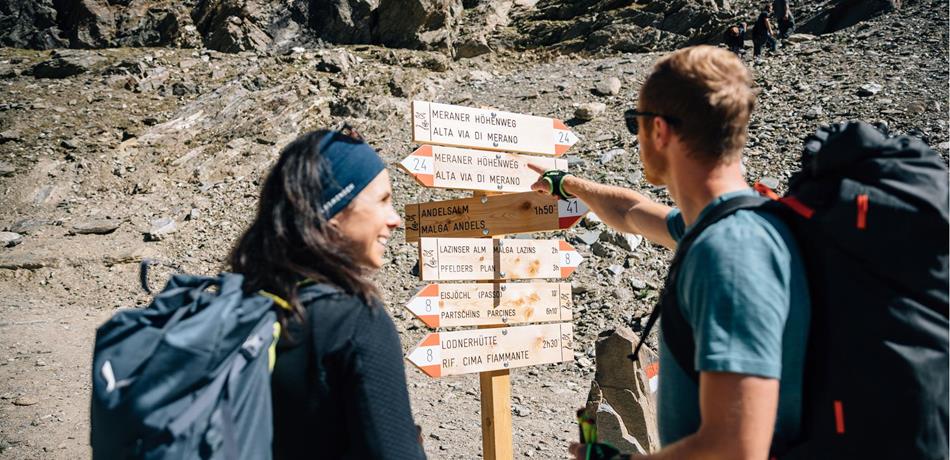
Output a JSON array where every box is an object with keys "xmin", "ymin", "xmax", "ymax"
[{"xmin": 639, "ymin": 136, "xmax": 668, "ymax": 187}]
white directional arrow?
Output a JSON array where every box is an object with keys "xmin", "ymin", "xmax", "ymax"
[
  {"xmin": 406, "ymin": 323, "xmax": 574, "ymax": 378},
  {"xmin": 412, "ymin": 100, "xmax": 579, "ymax": 156}
]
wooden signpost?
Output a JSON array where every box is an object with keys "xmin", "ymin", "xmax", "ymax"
[
  {"xmin": 404, "ymin": 192, "xmax": 588, "ymax": 243},
  {"xmin": 401, "ymin": 102, "xmax": 584, "ymax": 460},
  {"xmin": 399, "ymin": 144, "xmax": 568, "ymax": 193},
  {"xmin": 418, "ymin": 237, "xmax": 583, "ymax": 281},
  {"xmin": 406, "ymin": 323, "xmax": 575, "ymax": 377},
  {"xmin": 405, "ymin": 282, "xmax": 573, "ymax": 328},
  {"xmin": 412, "ymin": 100, "xmax": 580, "ymax": 156}
]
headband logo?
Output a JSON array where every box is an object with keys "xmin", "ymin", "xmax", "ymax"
[{"xmin": 322, "ymin": 183, "xmax": 356, "ymax": 216}]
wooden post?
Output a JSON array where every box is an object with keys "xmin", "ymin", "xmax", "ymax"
[
  {"xmin": 478, "ymin": 190, "xmax": 513, "ymax": 460},
  {"xmin": 480, "ymin": 364, "xmax": 513, "ymax": 460}
]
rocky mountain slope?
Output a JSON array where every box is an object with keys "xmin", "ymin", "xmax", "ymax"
[{"xmin": 0, "ymin": 0, "xmax": 946, "ymax": 458}]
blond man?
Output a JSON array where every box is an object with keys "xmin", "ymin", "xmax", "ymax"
[{"xmin": 533, "ymin": 46, "xmax": 810, "ymax": 459}]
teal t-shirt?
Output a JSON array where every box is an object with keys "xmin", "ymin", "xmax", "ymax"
[{"xmin": 657, "ymin": 189, "xmax": 810, "ymax": 452}]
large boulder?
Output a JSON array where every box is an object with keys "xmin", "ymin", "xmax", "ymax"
[
  {"xmin": 31, "ymin": 50, "xmax": 108, "ymax": 79},
  {"xmin": 585, "ymin": 328, "xmax": 660, "ymax": 453},
  {"xmin": 113, "ymin": 4, "xmax": 196, "ymax": 48},
  {"xmin": 192, "ymin": 0, "xmax": 273, "ymax": 52},
  {"xmin": 58, "ymin": 0, "xmax": 117, "ymax": 48},
  {"xmin": 376, "ymin": 0, "xmax": 463, "ymax": 50},
  {"xmin": 0, "ymin": 0, "xmax": 68, "ymax": 49},
  {"xmin": 799, "ymin": 0, "xmax": 901, "ymax": 35},
  {"xmin": 515, "ymin": 0, "xmax": 725, "ymax": 52},
  {"xmin": 311, "ymin": 0, "xmax": 380, "ymax": 43}
]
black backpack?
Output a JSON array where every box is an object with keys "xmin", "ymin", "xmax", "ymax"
[{"xmin": 634, "ymin": 121, "xmax": 949, "ymax": 458}]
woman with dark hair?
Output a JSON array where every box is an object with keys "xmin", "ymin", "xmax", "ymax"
[{"xmin": 229, "ymin": 126, "xmax": 425, "ymax": 459}]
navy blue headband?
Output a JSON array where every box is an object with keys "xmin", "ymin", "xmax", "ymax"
[{"xmin": 317, "ymin": 131, "xmax": 386, "ymax": 219}]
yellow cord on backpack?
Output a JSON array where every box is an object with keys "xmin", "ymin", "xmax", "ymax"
[{"xmin": 258, "ymin": 290, "xmax": 292, "ymax": 372}]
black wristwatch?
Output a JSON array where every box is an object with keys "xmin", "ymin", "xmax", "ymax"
[{"xmin": 541, "ymin": 169, "xmax": 575, "ymax": 200}]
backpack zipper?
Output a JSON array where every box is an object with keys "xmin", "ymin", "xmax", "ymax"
[{"xmin": 856, "ymin": 194, "xmax": 869, "ymax": 230}]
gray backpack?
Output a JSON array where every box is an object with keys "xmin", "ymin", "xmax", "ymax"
[{"xmin": 91, "ymin": 272, "xmax": 284, "ymax": 459}]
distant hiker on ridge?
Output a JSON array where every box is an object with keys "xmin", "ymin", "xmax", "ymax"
[
  {"xmin": 723, "ymin": 23, "xmax": 747, "ymax": 55},
  {"xmin": 753, "ymin": 6, "xmax": 779, "ymax": 61},
  {"xmin": 773, "ymin": 0, "xmax": 795, "ymax": 39}
]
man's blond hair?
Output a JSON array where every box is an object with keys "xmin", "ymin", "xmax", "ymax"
[{"xmin": 639, "ymin": 45, "xmax": 755, "ymax": 163}]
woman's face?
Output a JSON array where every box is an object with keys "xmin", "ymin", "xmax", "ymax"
[{"xmin": 330, "ymin": 170, "xmax": 402, "ymax": 269}]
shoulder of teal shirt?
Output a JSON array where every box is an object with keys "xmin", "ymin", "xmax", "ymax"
[{"xmin": 664, "ymin": 189, "xmax": 758, "ymax": 243}]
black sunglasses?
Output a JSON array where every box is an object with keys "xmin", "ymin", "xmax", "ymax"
[
  {"xmin": 331, "ymin": 121, "xmax": 364, "ymax": 141},
  {"xmin": 623, "ymin": 108, "xmax": 680, "ymax": 135}
]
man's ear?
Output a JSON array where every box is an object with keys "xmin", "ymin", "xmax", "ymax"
[{"xmin": 652, "ymin": 116, "xmax": 671, "ymax": 150}]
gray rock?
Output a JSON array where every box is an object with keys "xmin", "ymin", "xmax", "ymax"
[
  {"xmin": 571, "ymin": 280, "xmax": 589, "ymax": 295},
  {"xmin": 615, "ymin": 233, "xmax": 642, "ymax": 252},
  {"xmin": 171, "ymin": 81, "xmax": 197, "ymax": 96},
  {"xmin": 0, "ymin": 162, "xmax": 14, "ymax": 177},
  {"xmin": 0, "ymin": 0, "xmax": 68, "ymax": 49},
  {"xmin": 191, "ymin": 0, "xmax": 272, "ymax": 53},
  {"xmin": 311, "ymin": 0, "xmax": 379, "ymax": 44},
  {"xmin": 565, "ymin": 155, "xmax": 586, "ymax": 168},
  {"xmin": 574, "ymin": 229, "xmax": 601, "ymax": 246},
  {"xmin": 591, "ymin": 241, "xmax": 610, "ymax": 257},
  {"xmin": 455, "ymin": 35, "xmax": 492, "ymax": 58},
  {"xmin": 12, "ymin": 396, "xmax": 38, "ymax": 406},
  {"xmin": 69, "ymin": 0, "xmax": 117, "ymax": 48},
  {"xmin": 628, "ymin": 278, "xmax": 647, "ymax": 291},
  {"xmin": 857, "ymin": 82, "xmax": 883, "ymax": 97},
  {"xmin": 31, "ymin": 50, "xmax": 108, "ymax": 79},
  {"xmin": 147, "ymin": 217, "xmax": 177, "ymax": 241},
  {"xmin": 804, "ymin": 106, "xmax": 823, "ymax": 120},
  {"xmin": 9, "ymin": 219, "xmax": 45, "ymax": 234},
  {"xmin": 376, "ymin": 0, "xmax": 463, "ymax": 50},
  {"xmin": 512, "ymin": 403, "xmax": 532, "ymax": 417},
  {"xmin": 60, "ymin": 139, "xmax": 78, "ymax": 150},
  {"xmin": 800, "ymin": 0, "xmax": 901, "ymax": 35},
  {"xmin": 593, "ymin": 77, "xmax": 622, "ymax": 96},
  {"xmin": 0, "ymin": 232, "xmax": 23, "ymax": 247},
  {"xmin": 592, "ymin": 328, "xmax": 660, "ymax": 450},
  {"xmin": 786, "ymin": 33, "xmax": 818, "ymax": 44},
  {"xmin": 608, "ymin": 264, "xmax": 625, "ymax": 276},
  {"xmin": 599, "ymin": 148, "xmax": 624, "ymax": 165},
  {"xmin": 594, "ymin": 401, "xmax": 643, "ymax": 454},
  {"xmin": 70, "ymin": 219, "xmax": 120, "ymax": 235},
  {"xmin": 0, "ymin": 130, "xmax": 21, "ymax": 143},
  {"xmin": 575, "ymin": 102, "xmax": 607, "ymax": 121},
  {"xmin": 314, "ymin": 49, "xmax": 361, "ymax": 73}
]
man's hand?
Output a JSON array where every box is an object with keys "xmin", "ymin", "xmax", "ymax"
[{"xmin": 528, "ymin": 162, "xmax": 553, "ymax": 194}]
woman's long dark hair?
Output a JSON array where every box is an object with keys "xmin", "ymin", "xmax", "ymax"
[{"xmin": 229, "ymin": 130, "xmax": 379, "ymax": 328}]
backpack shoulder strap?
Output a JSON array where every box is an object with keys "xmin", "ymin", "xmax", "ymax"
[{"xmin": 631, "ymin": 194, "xmax": 770, "ymax": 382}]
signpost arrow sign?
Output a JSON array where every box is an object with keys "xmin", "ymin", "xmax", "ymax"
[
  {"xmin": 412, "ymin": 100, "xmax": 579, "ymax": 156},
  {"xmin": 418, "ymin": 238, "xmax": 583, "ymax": 281},
  {"xmin": 405, "ymin": 282, "xmax": 573, "ymax": 328},
  {"xmin": 398, "ymin": 145, "xmax": 568, "ymax": 193},
  {"xmin": 406, "ymin": 323, "xmax": 574, "ymax": 378},
  {"xmin": 404, "ymin": 192, "xmax": 588, "ymax": 243}
]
